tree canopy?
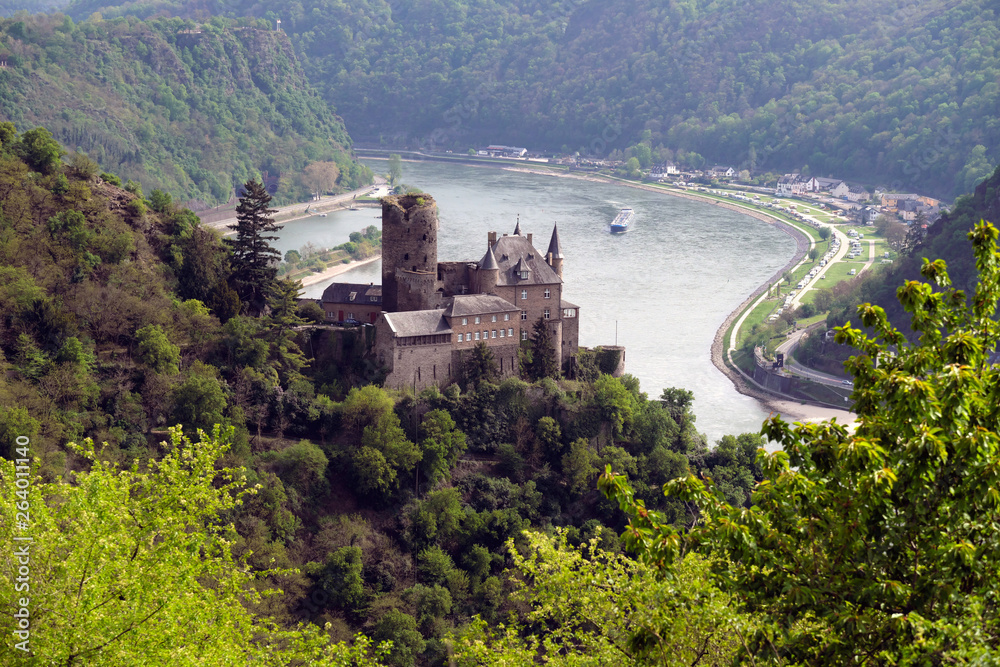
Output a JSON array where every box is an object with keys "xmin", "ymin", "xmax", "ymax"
[
  {"xmin": 0, "ymin": 426, "xmax": 387, "ymax": 665},
  {"xmin": 601, "ymin": 218, "xmax": 1000, "ymax": 663},
  {"xmin": 227, "ymin": 179, "xmax": 281, "ymax": 315}
]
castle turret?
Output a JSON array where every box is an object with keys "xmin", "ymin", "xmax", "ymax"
[
  {"xmin": 546, "ymin": 223, "xmax": 564, "ymax": 279},
  {"xmin": 476, "ymin": 243, "xmax": 499, "ymax": 294},
  {"xmin": 381, "ymin": 194, "xmax": 438, "ymax": 312},
  {"xmin": 513, "ymin": 216, "xmax": 522, "ymax": 236}
]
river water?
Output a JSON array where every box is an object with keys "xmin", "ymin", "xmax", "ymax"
[{"xmin": 272, "ymin": 161, "xmax": 797, "ymax": 444}]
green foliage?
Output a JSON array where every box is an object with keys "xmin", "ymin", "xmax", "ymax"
[
  {"xmin": 524, "ymin": 316, "xmax": 559, "ymax": 381},
  {"xmin": 59, "ymin": 0, "xmax": 998, "ymax": 196},
  {"xmin": 100, "ymin": 172, "xmax": 122, "ymax": 187},
  {"xmin": 463, "ymin": 341, "xmax": 498, "ymax": 387},
  {"xmin": 135, "ymin": 323, "xmax": 180, "ymax": 375},
  {"xmin": 418, "ymin": 408, "xmax": 467, "ymax": 485},
  {"xmin": 149, "ymin": 188, "xmax": 172, "ymax": 213},
  {"xmin": 227, "ymin": 179, "xmax": 280, "ymax": 315},
  {"xmin": 601, "ymin": 219, "xmax": 1000, "ymax": 663},
  {"xmin": 0, "ymin": 14, "xmax": 369, "ymax": 204},
  {"xmin": 318, "ymin": 546, "xmax": 367, "ymax": 614},
  {"xmin": 372, "ymin": 609, "xmax": 425, "ymax": 667},
  {"xmin": 0, "ymin": 425, "xmax": 389, "ymax": 665},
  {"xmin": 562, "ymin": 437, "xmax": 599, "ymax": 497},
  {"xmin": 453, "ymin": 530, "xmax": 746, "ymax": 666},
  {"xmin": 15, "ymin": 126, "xmax": 64, "ymax": 174},
  {"xmin": 593, "ymin": 374, "xmax": 638, "ymax": 440},
  {"xmin": 171, "ymin": 360, "xmax": 227, "ymax": 434}
]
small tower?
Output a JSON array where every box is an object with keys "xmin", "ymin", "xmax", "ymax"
[
  {"xmin": 477, "ymin": 243, "xmax": 499, "ymax": 294},
  {"xmin": 546, "ymin": 223, "xmax": 564, "ymax": 279},
  {"xmin": 381, "ymin": 194, "xmax": 438, "ymax": 312},
  {"xmin": 513, "ymin": 215, "xmax": 522, "ymax": 236}
]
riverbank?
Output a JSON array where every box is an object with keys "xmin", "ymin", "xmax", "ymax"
[
  {"xmin": 298, "ymin": 254, "xmax": 381, "ymax": 287},
  {"xmin": 201, "ymin": 189, "xmax": 381, "ymax": 234},
  {"xmin": 497, "ymin": 167, "xmax": 841, "ymax": 414}
]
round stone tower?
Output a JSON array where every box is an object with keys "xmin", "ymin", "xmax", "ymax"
[{"xmin": 381, "ymin": 194, "xmax": 439, "ymax": 312}]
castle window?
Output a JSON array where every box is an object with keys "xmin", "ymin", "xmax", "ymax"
[
  {"xmin": 543, "ymin": 309, "xmax": 550, "ymax": 319},
  {"xmin": 499, "ymin": 329, "xmax": 504, "ymax": 338},
  {"xmin": 475, "ymin": 332, "xmax": 480, "ymax": 340},
  {"xmin": 521, "ymin": 331, "xmax": 528, "ymax": 341},
  {"xmin": 491, "ymin": 330, "xmax": 497, "ymax": 338},
  {"xmin": 423, "ymin": 234, "xmax": 427, "ymax": 240},
  {"xmin": 521, "ymin": 311, "xmax": 527, "ymax": 320},
  {"xmin": 462, "ymin": 317, "xmax": 468, "ymax": 325},
  {"xmin": 458, "ymin": 333, "xmax": 464, "ymax": 342},
  {"xmin": 521, "ymin": 289, "xmax": 527, "ymax": 300},
  {"xmin": 483, "ymin": 330, "xmax": 488, "ymax": 339},
  {"xmin": 504, "ymin": 313, "xmax": 510, "ymax": 321},
  {"xmin": 544, "ymin": 289, "xmax": 551, "ymax": 299},
  {"xmin": 508, "ymin": 328, "xmax": 514, "ymax": 337},
  {"xmin": 404, "ymin": 253, "xmax": 409, "ymax": 260},
  {"xmin": 563, "ymin": 309, "xmax": 575, "ymax": 318},
  {"xmin": 491, "ymin": 315, "xmax": 497, "ymax": 322},
  {"xmin": 519, "ymin": 270, "xmax": 529, "ymax": 279},
  {"xmin": 475, "ymin": 316, "xmax": 481, "ymax": 324}
]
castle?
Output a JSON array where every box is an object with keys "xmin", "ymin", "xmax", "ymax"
[{"xmin": 359, "ymin": 193, "xmax": 579, "ymax": 390}]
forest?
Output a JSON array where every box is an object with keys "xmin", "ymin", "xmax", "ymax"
[
  {"xmin": 0, "ymin": 127, "xmax": 767, "ymax": 664},
  {"xmin": 41, "ymin": 0, "xmax": 1000, "ymax": 199},
  {"xmin": 0, "ymin": 12, "xmax": 371, "ymax": 206},
  {"xmin": 6, "ymin": 128, "xmax": 1000, "ymax": 663}
]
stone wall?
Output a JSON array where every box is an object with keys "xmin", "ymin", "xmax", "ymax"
[{"xmin": 382, "ymin": 194, "xmax": 438, "ymax": 311}]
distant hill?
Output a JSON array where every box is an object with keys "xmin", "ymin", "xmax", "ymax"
[
  {"xmin": 0, "ymin": 13, "xmax": 370, "ymax": 205},
  {"xmin": 56, "ymin": 0, "xmax": 1000, "ymax": 199},
  {"xmin": 0, "ymin": 0, "xmax": 70, "ymax": 16}
]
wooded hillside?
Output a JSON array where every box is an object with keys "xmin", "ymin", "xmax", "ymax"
[
  {"xmin": 59, "ymin": 0, "xmax": 1000, "ymax": 198},
  {"xmin": 0, "ymin": 13, "xmax": 370, "ymax": 205}
]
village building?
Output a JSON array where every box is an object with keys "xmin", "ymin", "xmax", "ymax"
[
  {"xmin": 320, "ymin": 283, "xmax": 382, "ymax": 324},
  {"xmin": 649, "ymin": 162, "xmax": 679, "ymax": 179},
  {"xmin": 371, "ymin": 194, "xmax": 580, "ymax": 391},
  {"xmin": 776, "ymin": 173, "xmax": 808, "ymax": 196}
]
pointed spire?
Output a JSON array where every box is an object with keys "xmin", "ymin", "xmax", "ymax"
[
  {"xmin": 479, "ymin": 243, "xmax": 499, "ymax": 271},
  {"xmin": 546, "ymin": 223, "xmax": 564, "ymax": 259},
  {"xmin": 513, "ymin": 214, "xmax": 522, "ymax": 236}
]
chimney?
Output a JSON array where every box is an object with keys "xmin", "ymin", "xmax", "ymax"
[
  {"xmin": 527, "ymin": 233, "xmax": 533, "ymax": 245},
  {"xmin": 488, "ymin": 231, "xmax": 497, "ymax": 245}
]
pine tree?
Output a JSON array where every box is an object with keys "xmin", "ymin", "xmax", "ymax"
[
  {"xmin": 226, "ymin": 179, "xmax": 280, "ymax": 316},
  {"xmin": 526, "ymin": 316, "xmax": 559, "ymax": 380}
]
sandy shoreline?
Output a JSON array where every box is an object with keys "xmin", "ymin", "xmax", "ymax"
[{"xmin": 298, "ymin": 254, "xmax": 381, "ymax": 287}]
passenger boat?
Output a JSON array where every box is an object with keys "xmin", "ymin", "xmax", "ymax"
[{"xmin": 610, "ymin": 207, "xmax": 634, "ymax": 233}]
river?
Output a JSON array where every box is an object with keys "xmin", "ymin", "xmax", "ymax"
[{"xmin": 271, "ymin": 160, "xmax": 797, "ymax": 445}]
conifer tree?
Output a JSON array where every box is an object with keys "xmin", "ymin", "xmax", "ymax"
[
  {"xmin": 525, "ymin": 316, "xmax": 559, "ymax": 380},
  {"xmin": 227, "ymin": 179, "xmax": 280, "ymax": 316}
]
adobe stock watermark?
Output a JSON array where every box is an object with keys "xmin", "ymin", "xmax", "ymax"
[{"xmin": 11, "ymin": 436, "xmax": 33, "ymax": 654}]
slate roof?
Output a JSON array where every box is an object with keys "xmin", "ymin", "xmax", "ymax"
[
  {"xmin": 814, "ymin": 177, "xmax": 843, "ymax": 187},
  {"xmin": 492, "ymin": 234, "xmax": 562, "ymax": 286},
  {"xmin": 444, "ymin": 294, "xmax": 518, "ymax": 318},
  {"xmin": 321, "ymin": 283, "xmax": 382, "ymax": 305},
  {"xmin": 561, "ymin": 299, "xmax": 580, "ymax": 310},
  {"xmin": 479, "ymin": 244, "xmax": 499, "ymax": 270},
  {"xmin": 382, "ymin": 310, "xmax": 451, "ymax": 337},
  {"xmin": 546, "ymin": 224, "xmax": 564, "ymax": 259}
]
